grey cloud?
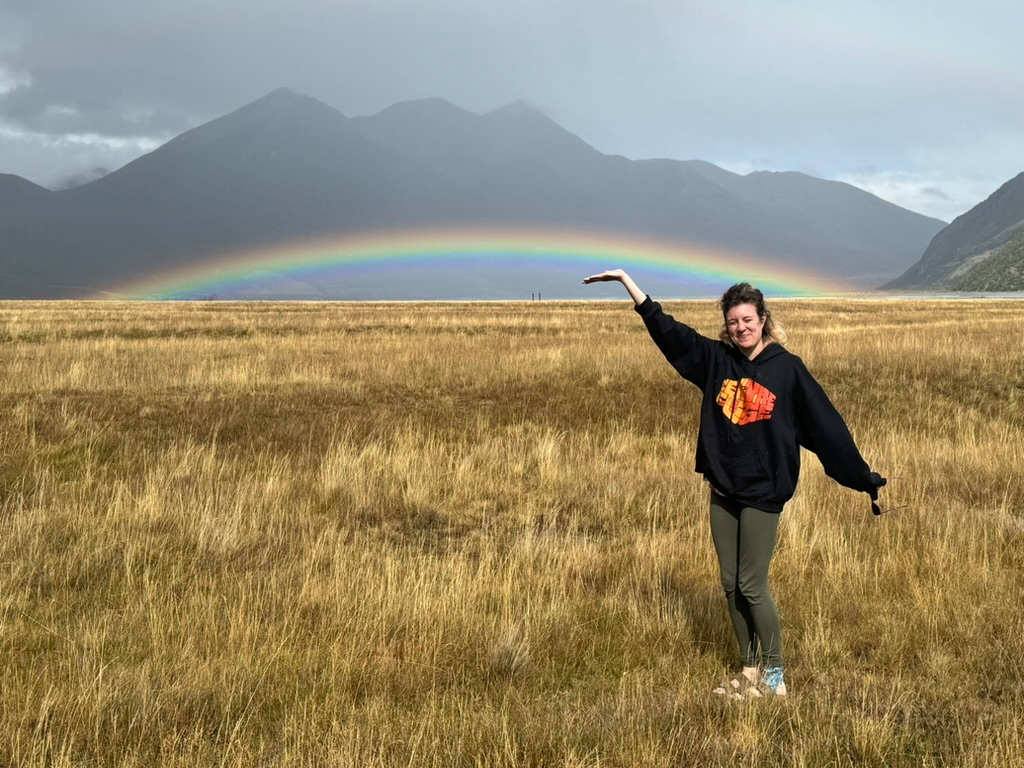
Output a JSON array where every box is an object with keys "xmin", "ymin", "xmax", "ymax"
[
  {"xmin": 0, "ymin": 85, "xmax": 190, "ymax": 137},
  {"xmin": 920, "ymin": 187, "xmax": 952, "ymax": 201},
  {"xmin": 52, "ymin": 166, "xmax": 111, "ymax": 190},
  {"xmin": 3, "ymin": 2, "xmax": 550, "ymax": 135},
  {"xmin": 0, "ymin": 0, "xmax": 1020, "ymax": 218}
]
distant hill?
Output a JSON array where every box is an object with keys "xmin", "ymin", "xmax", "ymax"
[
  {"xmin": 947, "ymin": 229, "xmax": 1024, "ymax": 291},
  {"xmin": 0, "ymin": 88, "xmax": 946, "ymax": 299},
  {"xmin": 884, "ymin": 172, "xmax": 1024, "ymax": 290}
]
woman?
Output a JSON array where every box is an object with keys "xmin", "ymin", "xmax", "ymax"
[{"xmin": 582, "ymin": 269, "xmax": 886, "ymax": 698}]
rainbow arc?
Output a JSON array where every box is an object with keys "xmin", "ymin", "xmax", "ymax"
[{"xmin": 104, "ymin": 228, "xmax": 848, "ymax": 299}]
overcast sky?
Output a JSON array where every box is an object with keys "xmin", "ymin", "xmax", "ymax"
[{"xmin": 2, "ymin": 0, "xmax": 1022, "ymax": 222}]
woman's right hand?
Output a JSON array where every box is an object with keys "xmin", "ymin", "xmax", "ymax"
[
  {"xmin": 583, "ymin": 269, "xmax": 646, "ymax": 305},
  {"xmin": 582, "ymin": 269, "xmax": 627, "ymax": 284}
]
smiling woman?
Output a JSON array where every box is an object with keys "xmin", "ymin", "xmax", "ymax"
[
  {"xmin": 583, "ymin": 268, "xmax": 886, "ymax": 699},
  {"xmin": 719, "ymin": 280, "xmax": 787, "ymax": 355}
]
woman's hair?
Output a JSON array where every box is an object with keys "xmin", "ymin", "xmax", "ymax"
[{"xmin": 718, "ymin": 282, "xmax": 787, "ymax": 346}]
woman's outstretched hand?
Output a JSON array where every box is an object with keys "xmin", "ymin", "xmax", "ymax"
[
  {"xmin": 582, "ymin": 269, "xmax": 627, "ymax": 284},
  {"xmin": 583, "ymin": 269, "xmax": 646, "ymax": 305}
]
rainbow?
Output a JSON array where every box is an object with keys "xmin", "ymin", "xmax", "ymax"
[{"xmin": 102, "ymin": 228, "xmax": 850, "ymax": 300}]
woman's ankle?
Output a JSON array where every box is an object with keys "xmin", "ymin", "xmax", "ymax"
[{"xmin": 761, "ymin": 666, "xmax": 786, "ymax": 694}]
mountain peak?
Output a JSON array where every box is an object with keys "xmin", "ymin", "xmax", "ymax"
[
  {"xmin": 366, "ymin": 97, "xmax": 474, "ymax": 123},
  {"xmin": 490, "ymin": 98, "xmax": 531, "ymax": 110},
  {"xmin": 255, "ymin": 86, "xmax": 302, "ymax": 103},
  {"xmin": 485, "ymin": 99, "xmax": 551, "ymax": 122},
  {"xmin": 159, "ymin": 89, "xmax": 350, "ymax": 152},
  {"xmin": 63, "ymin": 87, "xmax": 358, "ymax": 202},
  {"xmin": 231, "ymin": 87, "xmax": 344, "ymax": 120}
]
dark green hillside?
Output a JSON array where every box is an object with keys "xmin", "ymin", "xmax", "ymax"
[{"xmin": 949, "ymin": 230, "xmax": 1024, "ymax": 291}]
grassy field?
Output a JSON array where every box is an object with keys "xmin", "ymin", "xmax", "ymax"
[{"xmin": 0, "ymin": 298, "xmax": 1022, "ymax": 767}]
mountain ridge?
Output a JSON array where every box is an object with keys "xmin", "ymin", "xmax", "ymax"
[{"xmin": 0, "ymin": 88, "xmax": 947, "ymax": 299}]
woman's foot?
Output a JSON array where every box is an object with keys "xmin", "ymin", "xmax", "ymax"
[
  {"xmin": 712, "ymin": 666, "xmax": 787, "ymax": 699},
  {"xmin": 711, "ymin": 666, "xmax": 759, "ymax": 699},
  {"xmin": 753, "ymin": 666, "xmax": 787, "ymax": 697}
]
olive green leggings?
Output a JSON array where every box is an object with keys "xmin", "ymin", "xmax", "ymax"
[{"xmin": 709, "ymin": 491, "xmax": 783, "ymax": 670}]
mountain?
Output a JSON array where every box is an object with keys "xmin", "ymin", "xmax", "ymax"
[
  {"xmin": 351, "ymin": 101, "xmax": 945, "ymax": 287},
  {"xmin": 682, "ymin": 162, "xmax": 946, "ymax": 286},
  {"xmin": 350, "ymin": 98, "xmax": 606, "ymax": 187},
  {"xmin": 0, "ymin": 89, "xmax": 486, "ymax": 297},
  {"xmin": 0, "ymin": 88, "xmax": 946, "ymax": 299},
  {"xmin": 884, "ymin": 172, "xmax": 1024, "ymax": 290},
  {"xmin": 59, "ymin": 88, "xmax": 476, "ymax": 267}
]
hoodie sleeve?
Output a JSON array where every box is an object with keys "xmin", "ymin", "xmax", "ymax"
[
  {"xmin": 634, "ymin": 296, "xmax": 716, "ymax": 387},
  {"xmin": 793, "ymin": 359, "xmax": 883, "ymax": 495}
]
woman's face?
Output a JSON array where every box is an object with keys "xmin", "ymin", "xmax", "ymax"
[{"xmin": 725, "ymin": 303, "xmax": 765, "ymax": 355}]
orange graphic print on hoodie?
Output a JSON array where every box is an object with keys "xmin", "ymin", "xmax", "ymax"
[{"xmin": 716, "ymin": 378, "xmax": 777, "ymax": 426}]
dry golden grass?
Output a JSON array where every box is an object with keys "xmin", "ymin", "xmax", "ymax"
[{"xmin": 0, "ymin": 298, "xmax": 1022, "ymax": 767}]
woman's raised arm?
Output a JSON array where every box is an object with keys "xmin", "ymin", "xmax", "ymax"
[{"xmin": 582, "ymin": 269, "xmax": 646, "ymax": 305}]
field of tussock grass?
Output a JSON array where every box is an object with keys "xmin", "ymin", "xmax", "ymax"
[{"xmin": 0, "ymin": 298, "xmax": 1022, "ymax": 767}]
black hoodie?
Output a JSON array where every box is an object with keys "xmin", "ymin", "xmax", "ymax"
[{"xmin": 636, "ymin": 296, "xmax": 880, "ymax": 513}]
